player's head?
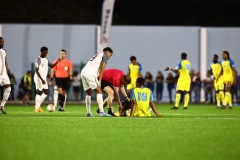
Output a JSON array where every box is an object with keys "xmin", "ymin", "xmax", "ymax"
[
  {"xmin": 121, "ymin": 75, "xmax": 131, "ymax": 85},
  {"xmin": 181, "ymin": 52, "xmax": 187, "ymax": 60},
  {"xmin": 130, "ymin": 56, "xmax": 137, "ymax": 64},
  {"xmin": 136, "ymin": 77, "xmax": 145, "ymax": 87},
  {"xmin": 222, "ymin": 51, "xmax": 230, "ymax": 60},
  {"xmin": 40, "ymin": 46, "xmax": 48, "ymax": 58},
  {"xmin": 59, "ymin": 49, "xmax": 67, "ymax": 60},
  {"xmin": 103, "ymin": 47, "xmax": 113, "ymax": 59},
  {"xmin": 0, "ymin": 37, "xmax": 4, "ymax": 49},
  {"xmin": 213, "ymin": 54, "xmax": 218, "ymax": 63}
]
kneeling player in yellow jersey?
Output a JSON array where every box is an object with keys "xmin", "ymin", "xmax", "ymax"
[
  {"xmin": 165, "ymin": 52, "xmax": 191, "ymax": 109},
  {"xmin": 130, "ymin": 77, "xmax": 161, "ymax": 117},
  {"xmin": 209, "ymin": 54, "xmax": 224, "ymax": 108},
  {"xmin": 218, "ymin": 51, "xmax": 237, "ymax": 109}
]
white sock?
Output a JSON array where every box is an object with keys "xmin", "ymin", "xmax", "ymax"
[
  {"xmin": 35, "ymin": 94, "xmax": 41, "ymax": 109},
  {"xmin": 97, "ymin": 94, "xmax": 104, "ymax": 113},
  {"xmin": 0, "ymin": 87, "xmax": 11, "ymax": 107},
  {"xmin": 39, "ymin": 94, "xmax": 47, "ymax": 106},
  {"xmin": 54, "ymin": 89, "xmax": 58, "ymax": 107},
  {"xmin": 85, "ymin": 96, "xmax": 91, "ymax": 114}
]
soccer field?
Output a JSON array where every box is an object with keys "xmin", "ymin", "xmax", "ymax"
[{"xmin": 0, "ymin": 104, "xmax": 240, "ymax": 160}]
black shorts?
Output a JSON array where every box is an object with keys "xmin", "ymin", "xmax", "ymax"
[
  {"xmin": 55, "ymin": 77, "xmax": 70, "ymax": 90},
  {"xmin": 101, "ymin": 79, "xmax": 113, "ymax": 91},
  {"xmin": 73, "ymin": 86, "xmax": 80, "ymax": 92}
]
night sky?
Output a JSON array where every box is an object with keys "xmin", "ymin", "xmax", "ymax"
[{"xmin": 1, "ymin": 0, "xmax": 240, "ymax": 26}]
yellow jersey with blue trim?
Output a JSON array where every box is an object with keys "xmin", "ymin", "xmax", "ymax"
[
  {"xmin": 221, "ymin": 58, "xmax": 235, "ymax": 82},
  {"xmin": 209, "ymin": 61, "xmax": 222, "ymax": 79},
  {"xmin": 176, "ymin": 60, "xmax": 191, "ymax": 84},
  {"xmin": 130, "ymin": 87, "xmax": 154, "ymax": 117},
  {"xmin": 128, "ymin": 63, "xmax": 142, "ymax": 81}
]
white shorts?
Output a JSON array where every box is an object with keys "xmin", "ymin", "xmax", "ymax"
[
  {"xmin": 80, "ymin": 72, "xmax": 99, "ymax": 91},
  {"xmin": 34, "ymin": 77, "xmax": 48, "ymax": 91},
  {"xmin": 0, "ymin": 73, "xmax": 10, "ymax": 86}
]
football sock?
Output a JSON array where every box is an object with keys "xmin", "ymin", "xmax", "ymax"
[
  {"xmin": 219, "ymin": 91, "xmax": 224, "ymax": 105},
  {"xmin": 35, "ymin": 94, "xmax": 41, "ymax": 109},
  {"xmin": 174, "ymin": 93, "xmax": 181, "ymax": 107},
  {"xmin": 61, "ymin": 95, "xmax": 65, "ymax": 108},
  {"xmin": 85, "ymin": 95, "xmax": 91, "ymax": 114},
  {"xmin": 97, "ymin": 94, "xmax": 104, "ymax": 113},
  {"xmin": 0, "ymin": 87, "xmax": 11, "ymax": 107},
  {"xmin": 223, "ymin": 92, "xmax": 230, "ymax": 106},
  {"xmin": 58, "ymin": 94, "xmax": 63, "ymax": 107},
  {"xmin": 184, "ymin": 93, "xmax": 189, "ymax": 107},
  {"xmin": 216, "ymin": 93, "xmax": 220, "ymax": 107},
  {"xmin": 228, "ymin": 93, "xmax": 232, "ymax": 107},
  {"xmin": 39, "ymin": 93, "xmax": 47, "ymax": 106},
  {"xmin": 54, "ymin": 89, "xmax": 58, "ymax": 107}
]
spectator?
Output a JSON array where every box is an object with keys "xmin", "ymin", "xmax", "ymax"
[
  {"xmin": 72, "ymin": 70, "xmax": 81, "ymax": 101},
  {"xmin": 189, "ymin": 69, "xmax": 196, "ymax": 102},
  {"xmin": 192, "ymin": 72, "xmax": 202, "ymax": 103},
  {"xmin": 166, "ymin": 72, "xmax": 175, "ymax": 103},
  {"xmin": 144, "ymin": 71, "xmax": 154, "ymax": 93},
  {"xmin": 202, "ymin": 71, "xmax": 214, "ymax": 104},
  {"xmin": 231, "ymin": 70, "xmax": 239, "ymax": 104},
  {"xmin": 155, "ymin": 71, "xmax": 164, "ymax": 102},
  {"xmin": 22, "ymin": 71, "xmax": 32, "ymax": 105}
]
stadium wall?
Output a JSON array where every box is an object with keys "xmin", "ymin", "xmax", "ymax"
[{"xmin": 2, "ymin": 24, "xmax": 240, "ymax": 101}]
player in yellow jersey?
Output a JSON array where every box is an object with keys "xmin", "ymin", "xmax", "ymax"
[
  {"xmin": 127, "ymin": 56, "xmax": 142, "ymax": 97},
  {"xmin": 165, "ymin": 52, "xmax": 191, "ymax": 109},
  {"xmin": 209, "ymin": 54, "xmax": 224, "ymax": 108},
  {"xmin": 130, "ymin": 77, "xmax": 161, "ymax": 117},
  {"xmin": 218, "ymin": 51, "xmax": 237, "ymax": 109}
]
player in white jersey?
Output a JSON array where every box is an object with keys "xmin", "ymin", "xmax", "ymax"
[
  {"xmin": 34, "ymin": 46, "xmax": 59, "ymax": 112},
  {"xmin": 0, "ymin": 37, "xmax": 11, "ymax": 115},
  {"xmin": 81, "ymin": 47, "xmax": 113, "ymax": 117}
]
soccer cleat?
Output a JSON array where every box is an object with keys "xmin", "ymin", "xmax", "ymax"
[
  {"xmin": 171, "ymin": 106, "xmax": 179, "ymax": 110},
  {"xmin": 216, "ymin": 106, "xmax": 221, "ymax": 109},
  {"xmin": 183, "ymin": 107, "xmax": 188, "ymax": 110},
  {"xmin": 228, "ymin": 106, "xmax": 233, "ymax": 109},
  {"xmin": 35, "ymin": 107, "xmax": 44, "ymax": 113},
  {"xmin": 96, "ymin": 108, "xmax": 100, "ymax": 114},
  {"xmin": 221, "ymin": 105, "xmax": 227, "ymax": 109},
  {"xmin": 108, "ymin": 108, "xmax": 116, "ymax": 116},
  {"xmin": 58, "ymin": 107, "xmax": 65, "ymax": 112},
  {"xmin": 99, "ymin": 112, "xmax": 112, "ymax": 117},
  {"xmin": 87, "ymin": 113, "xmax": 93, "ymax": 117},
  {"xmin": 0, "ymin": 106, "xmax": 7, "ymax": 115}
]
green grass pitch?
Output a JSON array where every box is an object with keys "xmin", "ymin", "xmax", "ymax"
[{"xmin": 0, "ymin": 103, "xmax": 240, "ymax": 160}]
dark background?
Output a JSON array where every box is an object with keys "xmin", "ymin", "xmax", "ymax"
[{"xmin": 1, "ymin": 0, "xmax": 240, "ymax": 26}]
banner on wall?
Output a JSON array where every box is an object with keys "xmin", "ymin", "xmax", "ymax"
[{"xmin": 99, "ymin": 0, "xmax": 115, "ymax": 52}]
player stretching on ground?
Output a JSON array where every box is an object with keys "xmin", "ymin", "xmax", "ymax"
[
  {"xmin": 209, "ymin": 54, "xmax": 224, "ymax": 108},
  {"xmin": 165, "ymin": 52, "xmax": 191, "ymax": 109},
  {"xmin": 0, "ymin": 37, "xmax": 11, "ymax": 115},
  {"xmin": 218, "ymin": 51, "xmax": 236, "ymax": 109},
  {"xmin": 80, "ymin": 47, "xmax": 113, "ymax": 117},
  {"xmin": 34, "ymin": 46, "xmax": 59, "ymax": 112},
  {"xmin": 50, "ymin": 49, "xmax": 72, "ymax": 111},
  {"xmin": 130, "ymin": 77, "xmax": 161, "ymax": 117},
  {"xmin": 96, "ymin": 68, "xmax": 131, "ymax": 116}
]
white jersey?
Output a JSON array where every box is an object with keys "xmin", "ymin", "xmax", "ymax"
[
  {"xmin": 34, "ymin": 56, "xmax": 49, "ymax": 80},
  {"xmin": 0, "ymin": 48, "xmax": 7, "ymax": 76},
  {"xmin": 81, "ymin": 53, "xmax": 108, "ymax": 77}
]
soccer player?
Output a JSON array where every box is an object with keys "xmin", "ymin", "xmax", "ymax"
[
  {"xmin": 218, "ymin": 51, "xmax": 237, "ymax": 109},
  {"xmin": 165, "ymin": 52, "xmax": 191, "ymax": 109},
  {"xmin": 0, "ymin": 37, "xmax": 11, "ymax": 115},
  {"xmin": 80, "ymin": 47, "xmax": 113, "ymax": 117},
  {"xmin": 209, "ymin": 54, "xmax": 224, "ymax": 108},
  {"xmin": 127, "ymin": 56, "xmax": 143, "ymax": 97},
  {"xmin": 34, "ymin": 46, "xmax": 59, "ymax": 112},
  {"xmin": 130, "ymin": 77, "xmax": 161, "ymax": 117},
  {"xmin": 50, "ymin": 49, "xmax": 72, "ymax": 111},
  {"xmin": 96, "ymin": 68, "xmax": 131, "ymax": 116}
]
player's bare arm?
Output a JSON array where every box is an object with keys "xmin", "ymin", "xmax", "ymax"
[
  {"xmin": 69, "ymin": 67, "xmax": 73, "ymax": 80},
  {"xmin": 49, "ymin": 69, "xmax": 55, "ymax": 86},
  {"xmin": 120, "ymin": 85, "xmax": 130, "ymax": 102},
  {"xmin": 232, "ymin": 67, "xmax": 237, "ymax": 85},
  {"xmin": 48, "ymin": 58, "xmax": 60, "ymax": 68},
  {"xmin": 5, "ymin": 57, "xmax": 9, "ymax": 75},
  {"xmin": 113, "ymin": 86, "xmax": 123, "ymax": 114},
  {"xmin": 130, "ymin": 100, "xmax": 136, "ymax": 117},
  {"xmin": 36, "ymin": 68, "xmax": 45, "ymax": 84},
  {"xmin": 165, "ymin": 67, "xmax": 178, "ymax": 74},
  {"xmin": 98, "ymin": 62, "xmax": 106, "ymax": 84},
  {"xmin": 150, "ymin": 101, "xmax": 161, "ymax": 117}
]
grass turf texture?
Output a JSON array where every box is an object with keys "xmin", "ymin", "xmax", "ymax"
[{"xmin": 1, "ymin": 104, "xmax": 240, "ymax": 160}]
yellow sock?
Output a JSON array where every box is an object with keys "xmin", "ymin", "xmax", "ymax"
[
  {"xmin": 216, "ymin": 93, "xmax": 220, "ymax": 107},
  {"xmin": 219, "ymin": 91, "xmax": 224, "ymax": 105},
  {"xmin": 223, "ymin": 92, "xmax": 230, "ymax": 106},
  {"xmin": 228, "ymin": 93, "xmax": 232, "ymax": 107},
  {"xmin": 174, "ymin": 93, "xmax": 181, "ymax": 107},
  {"xmin": 184, "ymin": 93, "xmax": 189, "ymax": 107}
]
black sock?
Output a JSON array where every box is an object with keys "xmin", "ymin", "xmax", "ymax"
[
  {"xmin": 58, "ymin": 94, "xmax": 63, "ymax": 107},
  {"xmin": 61, "ymin": 96, "xmax": 65, "ymax": 107}
]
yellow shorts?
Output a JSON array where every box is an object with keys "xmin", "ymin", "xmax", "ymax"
[
  {"xmin": 214, "ymin": 76, "xmax": 224, "ymax": 91},
  {"xmin": 176, "ymin": 82, "xmax": 190, "ymax": 91}
]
